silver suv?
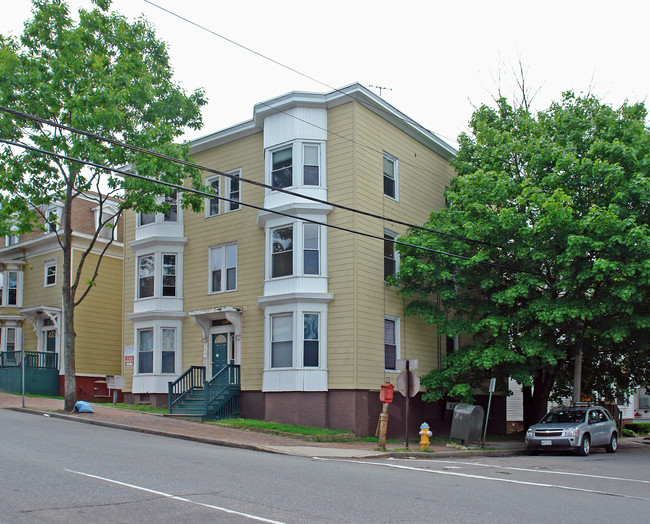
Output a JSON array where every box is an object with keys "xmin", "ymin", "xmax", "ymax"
[{"xmin": 525, "ymin": 405, "xmax": 618, "ymax": 456}]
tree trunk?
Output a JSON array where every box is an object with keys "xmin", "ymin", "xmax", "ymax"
[
  {"xmin": 62, "ymin": 180, "xmax": 77, "ymax": 412},
  {"xmin": 522, "ymin": 371, "xmax": 556, "ymax": 429},
  {"xmin": 62, "ymin": 284, "xmax": 76, "ymax": 411}
]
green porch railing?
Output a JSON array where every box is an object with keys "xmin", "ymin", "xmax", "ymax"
[
  {"xmin": 168, "ymin": 365, "xmax": 205, "ymax": 413},
  {"xmin": 0, "ymin": 351, "xmax": 58, "ymax": 369},
  {"xmin": 204, "ymin": 363, "xmax": 241, "ymax": 417}
]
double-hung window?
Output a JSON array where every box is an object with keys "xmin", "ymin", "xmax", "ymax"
[
  {"xmin": 161, "ymin": 328, "xmax": 176, "ymax": 373},
  {"xmin": 269, "ymin": 223, "xmax": 323, "ymax": 279},
  {"xmin": 303, "ymin": 144, "xmax": 320, "ymax": 185},
  {"xmin": 138, "ymin": 328, "xmax": 154, "ymax": 374},
  {"xmin": 228, "ymin": 171, "xmax": 241, "ymax": 211},
  {"xmin": 139, "ymin": 211, "xmax": 155, "ymax": 226},
  {"xmin": 303, "ymin": 224, "xmax": 320, "ymax": 275},
  {"xmin": 384, "ymin": 317, "xmax": 399, "ymax": 370},
  {"xmin": 136, "ymin": 326, "xmax": 178, "ymax": 375},
  {"xmin": 269, "ymin": 142, "xmax": 324, "ymax": 190},
  {"xmin": 271, "ymin": 226, "xmax": 293, "ymax": 278},
  {"xmin": 44, "ymin": 260, "xmax": 57, "ymax": 287},
  {"xmin": 303, "ymin": 313, "xmax": 319, "ymax": 367},
  {"xmin": 2, "ymin": 327, "xmax": 18, "ymax": 364},
  {"xmin": 210, "ymin": 243, "xmax": 237, "ymax": 293},
  {"xmin": 384, "ymin": 231, "xmax": 398, "ymax": 280},
  {"xmin": 7, "ymin": 272, "xmax": 17, "ymax": 305},
  {"xmin": 272, "ymin": 147, "xmax": 293, "ymax": 189},
  {"xmin": 162, "ymin": 255, "xmax": 176, "ymax": 297},
  {"xmin": 383, "ymin": 152, "xmax": 398, "ymax": 200},
  {"xmin": 138, "ymin": 255, "xmax": 155, "ymax": 298},
  {"xmin": 271, "ymin": 314, "xmax": 293, "ymax": 368},
  {"xmin": 47, "ymin": 210, "xmax": 58, "ymax": 233},
  {"xmin": 208, "ymin": 176, "xmax": 221, "ymax": 216},
  {"xmin": 0, "ymin": 271, "xmax": 19, "ymax": 306},
  {"xmin": 164, "ymin": 191, "xmax": 178, "ymax": 222},
  {"xmin": 138, "ymin": 191, "xmax": 180, "ymax": 225},
  {"xmin": 207, "ymin": 170, "xmax": 241, "ymax": 216}
]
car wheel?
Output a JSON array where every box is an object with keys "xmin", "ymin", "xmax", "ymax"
[
  {"xmin": 606, "ymin": 433, "xmax": 618, "ymax": 453},
  {"xmin": 578, "ymin": 435, "xmax": 590, "ymax": 456}
]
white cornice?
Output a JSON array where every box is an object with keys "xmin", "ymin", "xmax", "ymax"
[
  {"xmin": 128, "ymin": 310, "xmax": 187, "ymax": 322},
  {"xmin": 189, "ymin": 83, "xmax": 456, "ymax": 160},
  {"xmin": 257, "ymin": 292, "xmax": 334, "ymax": 308}
]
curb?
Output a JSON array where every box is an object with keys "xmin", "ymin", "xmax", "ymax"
[
  {"xmin": 8, "ymin": 407, "xmax": 273, "ymax": 455},
  {"xmin": 8, "ymin": 406, "xmax": 529, "ymax": 458}
]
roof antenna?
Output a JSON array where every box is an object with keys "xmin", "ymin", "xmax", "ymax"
[{"xmin": 369, "ymin": 85, "xmax": 392, "ymax": 97}]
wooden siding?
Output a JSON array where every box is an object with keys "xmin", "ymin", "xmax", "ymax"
[
  {"xmin": 72, "ymin": 250, "xmax": 123, "ymax": 375},
  {"xmin": 327, "ymin": 101, "xmax": 456, "ymax": 391},
  {"xmin": 120, "ymin": 97, "xmax": 456, "ymax": 395}
]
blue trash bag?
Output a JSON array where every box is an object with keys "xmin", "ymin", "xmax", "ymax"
[{"xmin": 74, "ymin": 401, "xmax": 94, "ymax": 413}]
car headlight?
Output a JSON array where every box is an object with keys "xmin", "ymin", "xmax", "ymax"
[
  {"xmin": 526, "ymin": 427, "xmax": 534, "ymax": 436},
  {"xmin": 564, "ymin": 427, "xmax": 579, "ymax": 437}
]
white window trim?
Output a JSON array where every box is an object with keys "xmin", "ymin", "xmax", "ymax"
[
  {"xmin": 205, "ymin": 169, "xmax": 242, "ymax": 217},
  {"xmin": 5, "ymin": 231, "xmax": 19, "ymax": 246},
  {"xmin": 264, "ymin": 304, "xmax": 328, "ymax": 371},
  {"xmin": 266, "ymin": 221, "xmax": 325, "ymax": 280},
  {"xmin": 44, "ymin": 258, "xmax": 57, "ymax": 287},
  {"xmin": 133, "ymin": 321, "xmax": 182, "ymax": 376},
  {"xmin": 383, "ymin": 151, "xmax": 399, "ymax": 201},
  {"xmin": 265, "ymin": 140, "xmax": 326, "ymax": 192},
  {"xmin": 93, "ymin": 203, "xmax": 119, "ymax": 240},
  {"xmin": 136, "ymin": 251, "xmax": 183, "ymax": 300},
  {"xmin": 384, "ymin": 315, "xmax": 401, "ymax": 372},
  {"xmin": 0, "ymin": 269, "xmax": 23, "ymax": 307},
  {"xmin": 270, "ymin": 313, "xmax": 293, "ymax": 369},
  {"xmin": 137, "ymin": 254, "xmax": 155, "ymax": 299},
  {"xmin": 302, "ymin": 311, "xmax": 320, "ymax": 368},
  {"xmin": 1, "ymin": 326, "xmax": 22, "ymax": 353},
  {"xmin": 44, "ymin": 204, "xmax": 63, "ymax": 234},
  {"xmin": 162, "ymin": 253, "xmax": 177, "ymax": 298},
  {"xmin": 384, "ymin": 229, "xmax": 400, "ymax": 280},
  {"xmin": 137, "ymin": 193, "xmax": 183, "ymax": 227},
  {"xmin": 208, "ymin": 242, "xmax": 238, "ymax": 294}
]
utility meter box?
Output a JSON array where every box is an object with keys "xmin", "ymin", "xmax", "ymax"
[{"xmin": 450, "ymin": 403, "xmax": 485, "ymax": 445}]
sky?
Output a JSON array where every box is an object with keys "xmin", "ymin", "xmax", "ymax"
[{"xmin": 2, "ymin": 0, "xmax": 649, "ymax": 149}]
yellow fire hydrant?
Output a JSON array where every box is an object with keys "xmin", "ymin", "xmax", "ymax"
[{"xmin": 419, "ymin": 422, "xmax": 433, "ymax": 451}]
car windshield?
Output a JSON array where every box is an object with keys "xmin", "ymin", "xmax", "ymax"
[{"xmin": 541, "ymin": 409, "xmax": 586, "ymax": 424}]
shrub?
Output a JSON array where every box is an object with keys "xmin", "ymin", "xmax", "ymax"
[
  {"xmin": 622, "ymin": 428, "xmax": 636, "ymax": 438},
  {"xmin": 624, "ymin": 422, "xmax": 650, "ymax": 435}
]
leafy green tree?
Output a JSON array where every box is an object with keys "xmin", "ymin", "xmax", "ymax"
[
  {"xmin": 394, "ymin": 93, "xmax": 650, "ymax": 428},
  {"xmin": 0, "ymin": 0, "xmax": 206, "ymax": 410}
]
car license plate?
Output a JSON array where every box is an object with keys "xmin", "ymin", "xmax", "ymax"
[{"xmin": 541, "ymin": 440, "xmax": 552, "ymax": 446}]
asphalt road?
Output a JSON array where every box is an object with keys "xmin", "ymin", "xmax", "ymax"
[{"xmin": 1, "ymin": 409, "xmax": 649, "ymax": 523}]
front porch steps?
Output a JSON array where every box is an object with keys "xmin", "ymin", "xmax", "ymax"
[{"xmin": 168, "ymin": 365, "xmax": 241, "ymax": 421}]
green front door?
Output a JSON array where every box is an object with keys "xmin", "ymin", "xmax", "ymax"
[
  {"xmin": 211, "ymin": 334, "xmax": 228, "ymax": 376},
  {"xmin": 45, "ymin": 330, "xmax": 56, "ymax": 368}
]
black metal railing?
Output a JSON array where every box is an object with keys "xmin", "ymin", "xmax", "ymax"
[
  {"xmin": 168, "ymin": 366, "xmax": 205, "ymax": 413},
  {"xmin": 0, "ymin": 351, "xmax": 58, "ymax": 369}
]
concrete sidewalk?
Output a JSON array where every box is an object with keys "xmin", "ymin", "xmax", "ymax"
[{"xmin": 0, "ymin": 392, "xmax": 529, "ymax": 459}]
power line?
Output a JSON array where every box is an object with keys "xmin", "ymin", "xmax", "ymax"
[
  {"xmin": 0, "ymin": 137, "xmax": 527, "ymax": 274},
  {"xmin": 143, "ymin": 1, "xmax": 458, "ymax": 172},
  {"xmin": 0, "ymin": 105, "xmax": 501, "ymax": 250}
]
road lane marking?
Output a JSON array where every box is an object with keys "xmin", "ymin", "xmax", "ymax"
[
  {"xmin": 391, "ymin": 458, "xmax": 650, "ymax": 485},
  {"xmin": 314, "ymin": 459, "xmax": 650, "ymax": 501},
  {"xmin": 64, "ymin": 470, "xmax": 286, "ymax": 524}
]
